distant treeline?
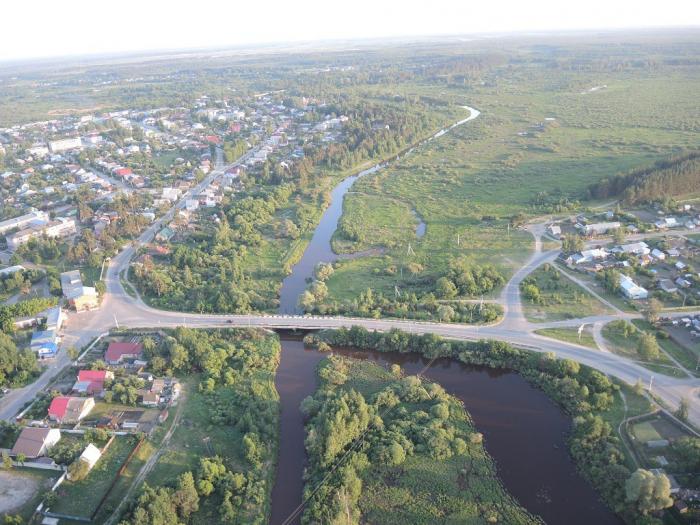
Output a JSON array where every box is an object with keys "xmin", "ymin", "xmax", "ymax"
[{"xmin": 588, "ymin": 151, "xmax": 700, "ymax": 203}]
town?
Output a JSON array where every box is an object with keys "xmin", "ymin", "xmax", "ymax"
[{"xmin": 0, "ymin": 21, "xmax": 699, "ymax": 525}]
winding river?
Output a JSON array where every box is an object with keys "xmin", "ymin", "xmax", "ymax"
[
  {"xmin": 277, "ymin": 106, "xmax": 481, "ymax": 314},
  {"xmin": 270, "ymin": 107, "xmax": 620, "ymax": 524}
]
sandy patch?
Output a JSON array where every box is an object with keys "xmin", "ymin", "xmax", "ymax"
[{"xmin": 0, "ymin": 470, "xmax": 41, "ymax": 514}]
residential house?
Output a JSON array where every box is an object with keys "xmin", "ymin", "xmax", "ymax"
[
  {"xmin": 569, "ymin": 248, "xmax": 608, "ymax": 265},
  {"xmin": 11, "ymin": 427, "xmax": 61, "ymax": 458},
  {"xmin": 547, "ymin": 224, "xmax": 561, "ymax": 238},
  {"xmin": 104, "ymin": 342, "xmax": 143, "ymax": 365},
  {"xmin": 651, "ymin": 248, "xmax": 666, "ymax": 260},
  {"xmin": 619, "ymin": 274, "xmax": 648, "ymax": 300},
  {"xmin": 72, "ymin": 369, "xmax": 114, "ymax": 395},
  {"xmin": 659, "ymin": 279, "xmax": 678, "ymax": 294},
  {"xmin": 48, "ymin": 396, "xmax": 95, "ymax": 424},
  {"xmin": 582, "ymin": 222, "xmax": 621, "ymax": 236},
  {"xmin": 619, "ymin": 242, "xmax": 650, "ymax": 256},
  {"xmin": 44, "ymin": 306, "xmax": 65, "ymax": 332},
  {"xmin": 141, "ymin": 391, "xmax": 160, "ymax": 406}
]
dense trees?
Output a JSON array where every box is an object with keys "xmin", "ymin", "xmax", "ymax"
[
  {"xmin": 132, "ymin": 185, "xmax": 296, "ymax": 313},
  {"xmin": 118, "ymin": 472, "xmax": 200, "ymax": 525},
  {"xmin": 0, "ymin": 330, "xmax": 39, "ymax": 388},
  {"xmin": 625, "ymin": 469, "xmax": 673, "ymax": 515},
  {"xmin": 301, "ymin": 355, "xmax": 540, "ymax": 525},
  {"xmin": 589, "ymin": 151, "xmax": 700, "ymax": 204}
]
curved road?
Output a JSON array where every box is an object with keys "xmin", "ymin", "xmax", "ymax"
[{"xmin": 2, "ymin": 113, "xmax": 699, "ymax": 431}]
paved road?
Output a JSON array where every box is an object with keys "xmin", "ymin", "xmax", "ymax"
[{"xmin": 2, "ymin": 153, "xmax": 700, "ymax": 430}]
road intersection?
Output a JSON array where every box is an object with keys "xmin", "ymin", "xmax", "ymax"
[{"xmin": 2, "ymin": 156, "xmax": 699, "ymax": 431}]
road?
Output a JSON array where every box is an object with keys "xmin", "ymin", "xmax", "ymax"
[{"xmin": 1, "ymin": 136, "xmax": 699, "ymax": 431}]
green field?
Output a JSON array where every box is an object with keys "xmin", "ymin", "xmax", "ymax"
[
  {"xmin": 601, "ymin": 321, "xmax": 687, "ymax": 378},
  {"xmin": 322, "ymin": 64, "xmax": 699, "ymax": 308},
  {"xmin": 302, "ymin": 356, "xmax": 541, "ymax": 524},
  {"xmin": 50, "ymin": 435, "xmax": 138, "ymax": 519},
  {"xmin": 535, "ymin": 327, "xmax": 599, "ymax": 349},
  {"xmin": 521, "ymin": 264, "xmax": 612, "ymax": 322}
]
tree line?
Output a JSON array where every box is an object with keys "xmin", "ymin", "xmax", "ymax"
[{"xmin": 588, "ymin": 151, "xmax": 700, "ymax": 204}]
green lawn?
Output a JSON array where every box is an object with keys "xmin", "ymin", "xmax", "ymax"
[
  {"xmin": 521, "ymin": 264, "xmax": 612, "ymax": 322},
  {"xmin": 535, "ymin": 327, "xmax": 599, "ymax": 349},
  {"xmin": 601, "ymin": 321, "xmax": 687, "ymax": 378},
  {"xmin": 632, "ymin": 320, "xmax": 700, "ymax": 377},
  {"xmin": 50, "ymin": 435, "xmax": 138, "ymax": 518}
]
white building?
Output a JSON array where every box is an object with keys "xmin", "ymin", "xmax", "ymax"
[
  {"xmin": 651, "ymin": 248, "xmax": 666, "ymax": 260},
  {"xmin": 0, "ymin": 209, "xmax": 49, "ymax": 235},
  {"xmin": 78, "ymin": 443, "xmax": 102, "ymax": 470},
  {"xmin": 583, "ymin": 222, "xmax": 621, "ymax": 236},
  {"xmin": 0, "ymin": 265, "xmax": 25, "ymax": 277},
  {"xmin": 619, "ymin": 242, "xmax": 650, "ymax": 256},
  {"xmin": 6, "ymin": 217, "xmax": 76, "ymax": 251},
  {"xmin": 619, "ymin": 274, "xmax": 648, "ymax": 300}
]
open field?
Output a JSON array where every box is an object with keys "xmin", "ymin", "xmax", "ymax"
[
  {"xmin": 601, "ymin": 321, "xmax": 687, "ymax": 378},
  {"xmin": 324, "ymin": 66, "xmax": 699, "ymax": 307},
  {"xmin": 521, "ymin": 264, "xmax": 612, "ymax": 322}
]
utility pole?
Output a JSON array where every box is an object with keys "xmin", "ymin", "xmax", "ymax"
[
  {"xmin": 407, "ymin": 243, "xmax": 414, "ymax": 256},
  {"xmin": 457, "ymin": 233, "xmax": 460, "ymax": 247},
  {"xmin": 648, "ymin": 375, "xmax": 654, "ymax": 394},
  {"xmin": 113, "ymin": 315, "xmax": 119, "ymax": 329}
]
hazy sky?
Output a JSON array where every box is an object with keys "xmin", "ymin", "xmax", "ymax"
[{"xmin": 2, "ymin": 0, "xmax": 699, "ymax": 61}]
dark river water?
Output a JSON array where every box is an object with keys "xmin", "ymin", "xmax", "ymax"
[{"xmin": 269, "ymin": 338, "xmax": 621, "ymax": 525}]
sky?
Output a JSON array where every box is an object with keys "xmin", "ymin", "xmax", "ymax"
[{"xmin": 2, "ymin": 0, "xmax": 699, "ymax": 61}]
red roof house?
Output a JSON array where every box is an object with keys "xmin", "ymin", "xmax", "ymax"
[
  {"xmin": 204, "ymin": 135, "xmax": 221, "ymax": 145},
  {"xmin": 73, "ymin": 370, "xmax": 114, "ymax": 395},
  {"xmin": 48, "ymin": 397, "xmax": 70, "ymax": 420},
  {"xmin": 105, "ymin": 342, "xmax": 143, "ymax": 364},
  {"xmin": 114, "ymin": 167, "xmax": 133, "ymax": 177},
  {"xmin": 48, "ymin": 396, "xmax": 95, "ymax": 423}
]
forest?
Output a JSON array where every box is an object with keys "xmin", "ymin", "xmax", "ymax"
[{"xmin": 588, "ymin": 151, "xmax": 700, "ymax": 204}]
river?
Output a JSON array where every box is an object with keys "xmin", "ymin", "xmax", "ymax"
[
  {"xmin": 277, "ymin": 106, "xmax": 481, "ymax": 314},
  {"xmin": 271, "ymin": 105, "xmax": 619, "ymax": 524},
  {"xmin": 269, "ymin": 338, "xmax": 621, "ymax": 525}
]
